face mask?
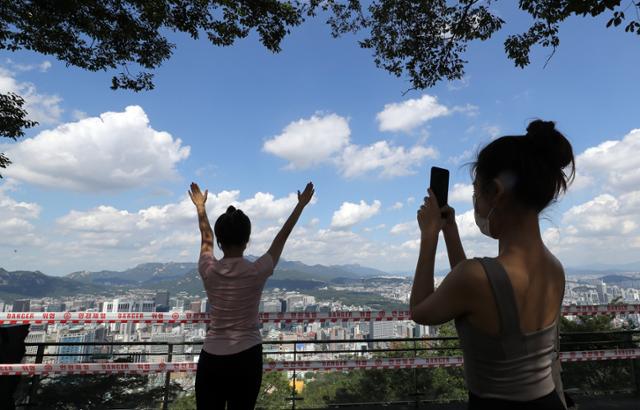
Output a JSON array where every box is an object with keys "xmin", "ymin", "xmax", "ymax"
[{"xmin": 473, "ymin": 193, "xmax": 495, "ymax": 238}]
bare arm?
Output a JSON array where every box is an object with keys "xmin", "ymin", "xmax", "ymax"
[
  {"xmin": 410, "ymin": 189, "xmax": 471, "ymax": 325},
  {"xmin": 410, "ymin": 229, "xmax": 439, "ymax": 310},
  {"xmin": 441, "ymin": 206, "xmax": 467, "ymax": 270},
  {"xmin": 410, "ymin": 189, "xmax": 442, "ymax": 311},
  {"xmin": 267, "ymin": 182, "xmax": 314, "ymax": 266},
  {"xmin": 189, "ymin": 182, "xmax": 214, "ymax": 258}
]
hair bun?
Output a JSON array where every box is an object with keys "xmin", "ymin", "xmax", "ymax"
[
  {"xmin": 226, "ymin": 205, "xmax": 237, "ymax": 214},
  {"xmin": 525, "ymin": 120, "xmax": 573, "ymax": 170},
  {"xmin": 526, "ymin": 119, "xmax": 556, "ymax": 138}
]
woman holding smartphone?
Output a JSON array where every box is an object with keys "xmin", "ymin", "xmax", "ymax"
[
  {"xmin": 410, "ymin": 120, "xmax": 574, "ymax": 409},
  {"xmin": 189, "ymin": 181, "xmax": 314, "ymax": 410}
]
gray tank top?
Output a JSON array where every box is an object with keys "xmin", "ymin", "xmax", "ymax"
[{"xmin": 454, "ymin": 257, "xmax": 559, "ymax": 401}]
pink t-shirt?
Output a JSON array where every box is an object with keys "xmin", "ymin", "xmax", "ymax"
[{"xmin": 198, "ymin": 253, "xmax": 274, "ymax": 355}]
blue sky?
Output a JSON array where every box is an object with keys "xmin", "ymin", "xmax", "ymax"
[{"xmin": 1, "ymin": 6, "xmax": 639, "ymax": 275}]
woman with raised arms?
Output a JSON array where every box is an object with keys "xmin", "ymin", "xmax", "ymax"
[{"xmin": 189, "ymin": 181, "xmax": 314, "ymax": 409}]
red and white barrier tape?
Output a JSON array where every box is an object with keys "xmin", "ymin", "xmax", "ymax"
[
  {"xmin": 1, "ymin": 304, "xmax": 638, "ymax": 325},
  {"xmin": 0, "ymin": 349, "xmax": 638, "ymax": 376}
]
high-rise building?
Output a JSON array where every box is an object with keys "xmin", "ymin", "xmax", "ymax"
[
  {"xmin": 189, "ymin": 301, "xmax": 201, "ymax": 313},
  {"xmin": 57, "ymin": 328, "xmax": 95, "ymax": 364},
  {"xmin": 154, "ymin": 291, "xmax": 170, "ymax": 312},
  {"xmin": 149, "ymin": 333, "xmax": 185, "ymax": 363},
  {"xmin": 413, "ymin": 324, "xmax": 431, "ymax": 338},
  {"xmin": 45, "ymin": 303, "xmax": 66, "ymax": 312},
  {"xmin": 369, "ymin": 321, "xmax": 395, "ymax": 339},
  {"xmin": 263, "ymin": 300, "xmax": 280, "ymax": 313},
  {"xmin": 102, "ymin": 299, "xmax": 154, "ymax": 336},
  {"xmin": 200, "ymin": 299, "xmax": 210, "ymax": 314},
  {"xmin": 12, "ymin": 299, "xmax": 30, "ymax": 312},
  {"xmin": 25, "ymin": 331, "xmax": 47, "ymax": 359}
]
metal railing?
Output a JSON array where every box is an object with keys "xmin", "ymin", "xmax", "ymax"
[{"xmin": 10, "ymin": 330, "xmax": 640, "ymax": 409}]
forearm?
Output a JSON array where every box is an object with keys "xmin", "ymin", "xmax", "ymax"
[
  {"xmin": 274, "ymin": 203, "xmax": 304, "ymax": 244},
  {"xmin": 196, "ymin": 206, "xmax": 214, "ymax": 254},
  {"xmin": 267, "ymin": 203, "xmax": 305, "ymax": 265},
  {"xmin": 410, "ymin": 230, "xmax": 439, "ymax": 310},
  {"xmin": 443, "ymin": 225, "xmax": 466, "ymax": 270}
]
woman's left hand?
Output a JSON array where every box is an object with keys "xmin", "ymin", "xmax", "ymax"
[{"xmin": 417, "ymin": 188, "xmax": 445, "ymax": 234}]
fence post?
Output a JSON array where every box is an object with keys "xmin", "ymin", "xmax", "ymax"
[
  {"xmin": 285, "ymin": 342, "xmax": 304, "ymax": 409},
  {"xmin": 162, "ymin": 343, "xmax": 173, "ymax": 410},
  {"xmin": 292, "ymin": 343, "xmax": 297, "ymax": 410},
  {"xmin": 413, "ymin": 339, "xmax": 420, "ymax": 409}
]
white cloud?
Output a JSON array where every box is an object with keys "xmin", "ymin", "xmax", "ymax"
[
  {"xmin": 58, "ymin": 206, "xmax": 138, "ymax": 233},
  {"xmin": 41, "ymin": 188, "xmax": 310, "ymax": 271},
  {"xmin": 483, "ymin": 125, "xmax": 501, "ymax": 139},
  {"xmin": 0, "ymin": 189, "xmax": 42, "ymax": 246},
  {"xmin": 4, "ymin": 59, "xmax": 52, "ymax": 73},
  {"xmin": 542, "ymin": 190, "xmax": 640, "ymax": 266},
  {"xmin": 331, "ymin": 200, "xmax": 381, "ymax": 229},
  {"xmin": 71, "ymin": 109, "xmax": 88, "ymax": 120},
  {"xmin": 561, "ymin": 193, "xmax": 638, "ymax": 236},
  {"xmin": 448, "ymin": 146, "xmax": 477, "ymax": 166},
  {"xmin": 447, "ymin": 76, "xmax": 470, "ymax": 91},
  {"xmin": 4, "ymin": 105, "xmax": 190, "ymax": 192},
  {"xmin": 363, "ymin": 223, "xmax": 386, "ymax": 232},
  {"xmin": 452, "ymin": 104, "xmax": 479, "ymax": 117},
  {"xmin": 264, "ymin": 113, "xmax": 439, "ymax": 179},
  {"xmin": 450, "ymin": 183, "xmax": 473, "ymax": 203},
  {"xmin": 390, "ymin": 221, "xmax": 417, "ymax": 235},
  {"xmin": 407, "ymin": 196, "xmax": 416, "ymax": 204},
  {"xmin": 376, "ymin": 94, "xmax": 450, "ymax": 133},
  {"xmin": 338, "ymin": 141, "xmax": 437, "ymax": 178},
  {"xmin": 575, "ymin": 129, "xmax": 640, "ymax": 193},
  {"xmin": 262, "ymin": 113, "xmax": 350, "ymax": 169},
  {"xmin": 391, "ymin": 202, "xmax": 404, "ymax": 210},
  {"xmin": 0, "ymin": 66, "xmax": 63, "ymax": 124},
  {"xmin": 39, "ymin": 61, "xmax": 52, "ymax": 72}
]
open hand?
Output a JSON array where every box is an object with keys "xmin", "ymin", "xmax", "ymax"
[
  {"xmin": 298, "ymin": 182, "xmax": 315, "ymax": 207},
  {"xmin": 188, "ymin": 182, "xmax": 208, "ymax": 208},
  {"xmin": 417, "ymin": 188, "xmax": 445, "ymax": 234}
]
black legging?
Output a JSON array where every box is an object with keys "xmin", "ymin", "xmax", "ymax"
[
  {"xmin": 468, "ymin": 390, "xmax": 566, "ymax": 410},
  {"xmin": 195, "ymin": 344, "xmax": 263, "ymax": 410}
]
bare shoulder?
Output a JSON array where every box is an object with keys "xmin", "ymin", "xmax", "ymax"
[
  {"xmin": 444, "ymin": 258, "xmax": 487, "ymax": 291},
  {"xmin": 454, "ymin": 258, "xmax": 486, "ymax": 281}
]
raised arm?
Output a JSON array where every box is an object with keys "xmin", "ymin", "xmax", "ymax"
[
  {"xmin": 189, "ymin": 182, "xmax": 214, "ymax": 258},
  {"xmin": 267, "ymin": 182, "xmax": 314, "ymax": 266},
  {"xmin": 441, "ymin": 206, "xmax": 467, "ymax": 269},
  {"xmin": 410, "ymin": 190, "xmax": 472, "ymax": 325},
  {"xmin": 410, "ymin": 189, "xmax": 442, "ymax": 312}
]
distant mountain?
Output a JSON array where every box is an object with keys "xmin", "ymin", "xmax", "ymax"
[
  {"xmin": 147, "ymin": 266, "xmax": 328, "ymax": 294},
  {"xmin": 598, "ymin": 274, "xmax": 640, "ymax": 289},
  {"xmin": 0, "ymin": 268, "xmax": 106, "ymax": 301},
  {"xmin": 67, "ymin": 262, "xmax": 197, "ymax": 285},
  {"xmin": 567, "ymin": 260, "xmax": 640, "ymax": 274},
  {"xmin": 0, "ymin": 258, "xmax": 396, "ymax": 300},
  {"xmin": 331, "ymin": 264, "xmax": 389, "ymax": 277},
  {"xmin": 275, "ymin": 260, "xmax": 359, "ymax": 280}
]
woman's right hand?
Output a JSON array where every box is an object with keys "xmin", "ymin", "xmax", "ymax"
[
  {"xmin": 188, "ymin": 182, "xmax": 208, "ymax": 209},
  {"xmin": 441, "ymin": 205, "xmax": 457, "ymax": 231}
]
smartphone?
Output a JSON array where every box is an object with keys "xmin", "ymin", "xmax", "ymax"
[{"xmin": 429, "ymin": 166, "xmax": 449, "ymax": 208}]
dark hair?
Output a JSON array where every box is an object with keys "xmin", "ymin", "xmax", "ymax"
[
  {"xmin": 214, "ymin": 206, "xmax": 251, "ymax": 248},
  {"xmin": 472, "ymin": 120, "xmax": 575, "ymax": 213}
]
